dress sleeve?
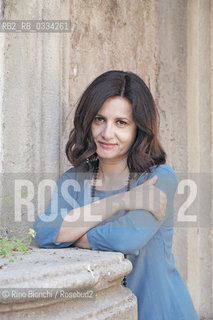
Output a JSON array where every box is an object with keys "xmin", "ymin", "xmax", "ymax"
[
  {"xmin": 87, "ymin": 167, "xmax": 178, "ymax": 255},
  {"xmin": 33, "ymin": 171, "xmax": 78, "ymax": 248}
]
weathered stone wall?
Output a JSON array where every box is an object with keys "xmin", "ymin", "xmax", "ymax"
[
  {"xmin": 0, "ymin": 0, "xmax": 212, "ymax": 318},
  {"xmin": 65, "ymin": 0, "xmax": 160, "ymax": 169},
  {"xmin": 185, "ymin": 1, "xmax": 213, "ymax": 317}
]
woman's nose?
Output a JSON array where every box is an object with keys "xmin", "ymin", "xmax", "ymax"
[{"xmin": 101, "ymin": 123, "xmax": 114, "ymax": 140}]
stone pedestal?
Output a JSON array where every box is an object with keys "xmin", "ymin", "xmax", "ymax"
[{"xmin": 0, "ymin": 247, "xmax": 138, "ymax": 319}]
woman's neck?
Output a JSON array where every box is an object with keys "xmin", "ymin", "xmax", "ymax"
[{"xmin": 95, "ymin": 158, "xmax": 130, "ymax": 191}]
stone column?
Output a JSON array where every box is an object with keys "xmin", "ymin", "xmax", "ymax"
[
  {"xmin": 157, "ymin": 0, "xmax": 213, "ymax": 318},
  {"xmin": 186, "ymin": 1, "xmax": 213, "ymax": 318},
  {"xmin": 0, "ymin": 247, "xmax": 137, "ymax": 319},
  {"xmin": 0, "ymin": 0, "xmax": 71, "ymax": 238}
]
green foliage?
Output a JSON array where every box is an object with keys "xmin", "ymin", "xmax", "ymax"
[{"xmin": 0, "ymin": 228, "xmax": 36, "ymax": 263}]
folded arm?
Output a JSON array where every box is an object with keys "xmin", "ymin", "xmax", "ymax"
[
  {"xmin": 75, "ymin": 169, "xmax": 177, "ymax": 254},
  {"xmin": 34, "ymin": 169, "xmax": 167, "ymax": 248}
]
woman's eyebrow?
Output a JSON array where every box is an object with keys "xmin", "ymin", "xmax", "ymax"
[
  {"xmin": 95, "ymin": 114, "xmax": 104, "ymax": 117},
  {"xmin": 96, "ymin": 114, "xmax": 130, "ymax": 121},
  {"xmin": 116, "ymin": 117, "xmax": 129, "ymax": 121}
]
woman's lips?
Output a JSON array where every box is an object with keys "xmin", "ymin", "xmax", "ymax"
[{"xmin": 98, "ymin": 141, "xmax": 117, "ymax": 149}]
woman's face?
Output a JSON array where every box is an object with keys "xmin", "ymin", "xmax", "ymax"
[{"xmin": 91, "ymin": 96, "xmax": 137, "ymax": 163}]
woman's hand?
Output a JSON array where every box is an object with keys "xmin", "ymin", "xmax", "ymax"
[{"xmin": 129, "ymin": 176, "xmax": 167, "ymax": 221}]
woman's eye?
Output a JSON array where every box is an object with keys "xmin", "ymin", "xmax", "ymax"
[
  {"xmin": 94, "ymin": 117, "xmax": 104, "ymax": 123},
  {"xmin": 117, "ymin": 120, "xmax": 127, "ymax": 126}
]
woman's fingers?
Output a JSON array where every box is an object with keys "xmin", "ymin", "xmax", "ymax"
[
  {"xmin": 131, "ymin": 177, "xmax": 167, "ymax": 220},
  {"xmin": 139, "ymin": 178, "xmax": 167, "ymax": 221},
  {"xmin": 149, "ymin": 188, "xmax": 167, "ymax": 221},
  {"xmin": 155, "ymin": 189, "xmax": 167, "ymax": 220}
]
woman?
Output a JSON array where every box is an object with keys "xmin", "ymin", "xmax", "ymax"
[{"xmin": 34, "ymin": 70, "xmax": 199, "ymax": 319}]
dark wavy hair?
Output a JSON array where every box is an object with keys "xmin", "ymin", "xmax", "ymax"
[{"xmin": 66, "ymin": 70, "xmax": 166, "ymax": 173}]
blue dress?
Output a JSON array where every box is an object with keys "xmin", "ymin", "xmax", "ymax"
[{"xmin": 34, "ymin": 163, "xmax": 199, "ymax": 320}]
